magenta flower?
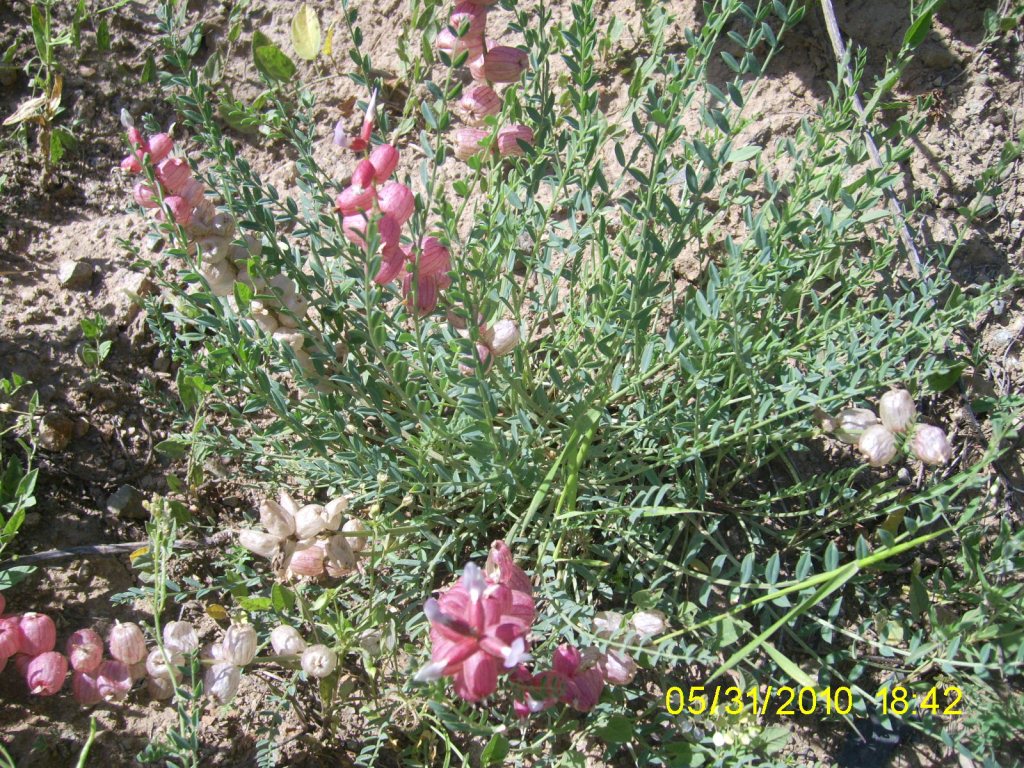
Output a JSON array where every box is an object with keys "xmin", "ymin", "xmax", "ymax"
[
  {"xmin": 515, "ymin": 644, "xmax": 605, "ymax": 716},
  {"xmin": 416, "ymin": 562, "xmax": 532, "ymax": 702}
]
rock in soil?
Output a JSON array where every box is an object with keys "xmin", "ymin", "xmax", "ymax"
[
  {"xmin": 38, "ymin": 413, "xmax": 74, "ymax": 451},
  {"xmin": 58, "ymin": 259, "xmax": 94, "ymax": 290},
  {"xmin": 106, "ymin": 484, "xmax": 147, "ymax": 519}
]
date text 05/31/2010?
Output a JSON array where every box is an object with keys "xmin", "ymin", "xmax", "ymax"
[{"xmin": 664, "ymin": 685, "xmax": 964, "ymax": 718}]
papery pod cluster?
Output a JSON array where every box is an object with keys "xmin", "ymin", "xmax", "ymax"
[
  {"xmin": 821, "ymin": 387, "xmax": 953, "ymax": 468},
  {"xmin": 238, "ymin": 490, "xmax": 370, "ymax": 581}
]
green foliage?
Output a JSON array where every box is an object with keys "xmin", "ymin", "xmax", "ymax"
[
  {"xmin": 133, "ymin": 0, "xmax": 1024, "ymax": 763},
  {"xmin": 78, "ymin": 312, "xmax": 112, "ymax": 375},
  {"xmin": 0, "ymin": 374, "xmax": 39, "ymax": 567}
]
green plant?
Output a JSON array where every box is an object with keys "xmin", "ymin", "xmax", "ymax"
[
  {"xmin": 78, "ymin": 313, "xmax": 112, "ymax": 376},
  {"xmin": 0, "ymin": 374, "xmax": 39, "ymax": 570},
  {"xmin": 122, "ymin": 0, "xmax": 1024, "ymax": 763}
]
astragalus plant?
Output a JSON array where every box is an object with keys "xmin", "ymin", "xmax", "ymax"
[{"xmin": 126, "ymin": 0, "xmax": 1023, "ymax": 763}]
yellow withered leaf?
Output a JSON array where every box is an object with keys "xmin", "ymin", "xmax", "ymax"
[
  {"xmin": 290, "ymin": 4, "xmax": 321, "ymax": 61},
  {"xmin": 206, "ymin": 603, "xmax": 229, "ymax": 621}
]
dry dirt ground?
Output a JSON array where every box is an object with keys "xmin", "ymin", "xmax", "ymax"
[{"xmin": 0, "ymin": 0, "xmax": 1020, "ymax": 765}]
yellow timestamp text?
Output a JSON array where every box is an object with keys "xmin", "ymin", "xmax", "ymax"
[
  {"xmin": 665, "ymin": 685, "xmax": 858, "ymax": 717},
  {"xmin": 878, "ymin": 685, "xmax": 963, "ymax": 716}
]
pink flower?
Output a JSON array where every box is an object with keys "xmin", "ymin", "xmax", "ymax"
[
  {"xmin": 369, "ymin": 144, "xmax": 399, "ymax": 183},
  {"xmin": 0, "ymin": 616, "xmax": 24, "ymax": 657},
  {"xmin": 26, "ymin": 651, "xmax": 68, "ymax": 696},
  {"xmin": 436, "ymin": 28, "xmax": 484, "ymax": 59},
  {"xmin": 18, "ymin": 613, "xmax": 56, "ymax": 656},
  {"xmin": 133, "ymin": 182, "xmax": 159, "ymax": 209},
  {"xmin": 342, "ymin": 213, "xmax": 369, "ymax": 247},
  {"xmin": 378, "ymin": 181, "xmax": 415, "ymax": 225},
  {"xmin": 157, "ymin": 196, "xmax": 192, "ymax": 226},
  {"xmin": 485, "ymin": 540, "xmax": 532, "ymax": 596},
  {"xmin": 352, "ymin": 158, "xmax": 376, "ymax": 189},
  {"xmin": 459, "ymin": 343, "xmax": 493, "ymax": 376},
  {"xmin": 334, "ymin": 89, "xmax": 378, "ymax": 152},
  {"xmin": 516, "ymin": 644, "xmax": 605, "ymax": 715},
  {"xmin": 415, "ymin": 563, "xmax": 532, "ymax": 702}
]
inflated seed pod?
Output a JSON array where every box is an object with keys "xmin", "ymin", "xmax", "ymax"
[
  {"xmin": 341, "ymin": 518, "xmax": 368, "ymax": 553},
  {"xmin": 108, "ymin": 622, "xmax": 147, "ymax": 665},
  {"xmin": 221, "ymin": 624, "xmax": 257, "ymax": 667},
  {"xmin": 66, "ymin": 628, "xmax": 104, "ymax": 673}
]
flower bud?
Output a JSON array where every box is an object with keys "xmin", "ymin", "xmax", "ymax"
[
  {"xmin": 0, "ymin": 616, "xmax": 25, "ymax": 658},
  {"xmin": 204, "ymin": 662, "xmax": 240, "ymax": 704},
  {"xmin": 163, "ymin": 620, "xmax": 199, "ymax": 656},
  {"xmin": 483, "ymin": 46, "xmax": 528, "ymax": 83},
  {"xmin": 133, "ymin": 182, "xmax": 159, "ymax": 208},
  {"xmin": 221, "ymin": 623, "xmax": 257, "ymax": 667},
  {"xmin": 497, "ymin": 124, "xmax": 534, "ymax": 157},
  {"xmin": 72, "ymin": 670, "xmax": 103, "ymax": 706},
  {"xmin": 351, "ymin": 158, "xmax": 376, "ymax": 189},
  {"xmin": 453, "ymin": 128, "xmax": 489, "ymax": 161},
  {"xmin": 630, "ymin": 610, "xmax": 667, "ymax": 638},
  {"xmin": 239, "ymin": 529, "xmax": 283, "ymax": 559},
  {"xmin": 341, "ymin": 518, "xmax": 368, "ymax": 553},
  {"xmin": 288, "ymin": 546, "xmax": 326, "ymax": 578},
  {"xmin": 260, "ymin": 498, "xmax": 296, "ymax": 539},
  {"xmin": 270, "ymin": 625, "xmax": 307, "ymax": 656},
  {"xmin": 458, "ymin": 84, "xmax": 501, "ymax": 125},
  {"xmin": 146, "ymin": 648, "xmax": 184, "ymax": 681},
  {"xmin": 96, "ymin": 659, "xmax": 132, "ymax": 701},
  {"xmin": 294, "ymin": 504, "xmax": 330, "ymax": 539},
  {"xmin": 156, "ymin": 157, "xmax": 191, "ymax": 193},
  {"xmin": 147, "ymin": 133, "xmax": 173, "ymax": 162},
  {"xmin": 487, "ymin": 319, "xmax": 520, "ymax": 356},
  {"xmin": 335, "ymin": 184, "xmax": 377, "ymax": 216},
  {"xmin": 910, "ymin": 424, "xmax": 952, "ymax": 466},
  {"xmin": 369, "ymin": 144, "xmax": 399, "ymax": 183},
  {"xmin": 879, "ymin": 389, "xmax": 916, "ymax": 433},
  {"xmin": 322, "ymin": 534, "xmax": 356, "ymax": 577},
  {"xmin": 147, "ymin": 674, "xmax": 175, "ymax": 700},
  {"xmin": 378, "ymin": 182, "xmax": 415, "ymax": 226},
  {"xmin": 858, "ymin": 424, "xmax": 897, "ymax": 467},
  {"xmin": 18, "ymin": 613, "xmax": 56, "ymax": 656},
  {"xmin": 301, "ymin": 644, "xmax": 337, "ymax": 679},
  {"xmin": 66, "ymin": 628, "xmax": 103, "ymax": 673},
  {"xmin": 832, "ymin": 408, "xmax": 878, "ymax": 444},
  {"xmin": 109, "ymin": 622, "xmax": 147, "ymax": 665},
  {"xmin": 26, "ymin": 651, "xmax": 68, "ymax": 695}
]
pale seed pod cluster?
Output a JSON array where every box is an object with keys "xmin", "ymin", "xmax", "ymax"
[
  {"xmin": 436, "ymin": 1, "xmax": 534, "ymax": 161},
  {"xmin": 822, "ymin": 388, "xmax": 953, "ymax": 468},
  {"xmin": 588, "ymin": 609, "xmax": 669, "ymax": 686},
  {"xmin": 238, "ymin": 490, "xmax": 370, "ymax": 581},
  {"xmin": 267, "ymin": 624, "xmax": 338, "ymax": 680}
]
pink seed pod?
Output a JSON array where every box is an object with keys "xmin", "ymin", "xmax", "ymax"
[
  {"xmin": 488, "ymin": 319, "xmax": 520, "ymax": 356},
  {"xmin": 369, "ymin": 144, "xmax": 399, "ymax": 183},
  {"xmin": 342, "ymin": 213, "xmax": 368, "ymax": 247},
  {"xmin": 453, "ymin": 128, "xmax": 489, "ymax": 161},
  {"xmin": 497, "ymin": 124, "xmax": 534, "ymax": 157},
  {"xmin": 96, "ymin": 659, "xmax": 133, "ymax": 701},
  {"xmin": 449, "ymin": 2, "xmax": 487, "ymax": 40},
  {"xmin": 468, "ymin": 51, "xmax": 487, "ymax": 81},
  {"xmin": 341, "ymin": 518, "xmax": 368, "ymax": 553},
  {"xmin": 301, "ymin": 644, "xmax": 337, "ymax": 679},
  {"xmin": 156, "ymin": 157, "xmax": 191, "ymax": 193},
  {"xmin": 374, "ymin": 247, "xmax": 407, "ymax": 285},
  {"xmin": 378, "ymin": 182, "xmax": 415, "ymax": 226},
  {"xmin": 458, "ymin": 84, "xmax": 501, "ymax": 125},
  {"xmin": 335, "ymin": 184, "xmax": 377, "ymax": 216},
  {"xmin": 147, "ymin": 133, "xmax": 174, "ymax": 163},
  {"xmin": 483, "ymin": 46, "xmax": 529, "ymax": 83},
  {"xmin": 402, "ymin": 272, "xmax": 439, "ymax": 317},
  {"xmin": 0, "ymin": 616, "xmax": 24, "ymax": 657},
  {"xmin": 179, "ymin": 178, "xmax": 205, "ymax": 208},
  {"xmin": 204, "ymin": 662, "xmax": 241, "ymax": 704},
  {"xmin": 288, "ymin": 546, "xmax": 326, "ymax": 578},
  {"xmin": 120, "ymin": 154, "xmax": 143, "ymax": 174},
  {"xmin": 221, "ymin": 623, "xmax": 258, "ymax": 667},
  {"xmin": 13, "ymin": 653, "xmax": 32, "ymax": 677},
  {"xmin": 376, "ymin": 212, "xmax": 401, "ymax": 250},
  {"xmin": 133, "ymin": 182, "xmax": 159, "ymax": 209},
  {"xmin": 108, "ymin": 622, "xmax": 147, "ymax": 665},
  {"xmin": 436, "ymin": 28, "xmax": 484, "ymax": 58},
  {"xmin": 156, "ymin": 196, "xmax": 193, "ymax": 225},
  {"xmin": 322, "ymin": 534, "xmax": 356, "ymax": 578},
  {"xmin": 66, "ymin": 628, "xmax": 104, "ymax": 673},
  {"xmin": 147, "ymin": 675, "xmax": 175, "ymax": 700},
  {"xmin": 18, "ymin": 613, "xmax": 56, "ymax": 656},
  {"xmin": 270, "ymin": 625, "xmax": 307, "ymax": 656},
  {"xmin": 460, "ymin": 343, "xmax": 493, "ymax": 377},
  {"xmin": 146, "ymin": 648, "xmax": 184, "ymax": 681},
  {"xmin": 599, "ymin": 648, "xmax": 637, "ymax": 685},
  {"xmin": 858, "ymin": 424, "xmax": 897, "ymax": 467},
  {"xmin": 413, "ymin": 237, "xmax": 451, "ymax": 275},
  {"xmin": 26, "ymin": 651, "xmax": 68, "ymax": 695},
  {"xmin": 910, "ymin": 424, "xmax": 952, "ymax": 466},
  {"xmin": 129, "ymin": 660, "xmax": 148, "ymax": 682},
  {"xmin": 163, "ymin": 620, "xmax": 199, "ymax": 656},
  {"xmin": 879, "ymin": 389, "xmax": 916, "ymax": 433},
  {"xmin": 351, "ymin": 158, "xmax": 376, "ymax": 189},
  {"xmin": 72, "ymin": 670, "xmax": 103, "ymax": 706}
]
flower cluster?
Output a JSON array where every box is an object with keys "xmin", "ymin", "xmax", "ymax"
[
  {"xmin": 822, "ymin": 388, "xmax": 953, "ymax": 468},
  {"xmin": 436, "ymin": 1, "xmax": 534, "ymax": 161},
  {"xmin": 333, "ymin": 94, "xmax": 453, "ymax": 318},
  {"xmin": 269, "ymin": 624, "xmax": 339, "ymax": 680},
  {"xmin": 416, "ymin": 541, "xmax": 659, "ymax": 713},
  {"xmin": 238, "ymin": 490, "xmax": 368, "ymax": 580},
  {"xmin": 120, "ymin": 118, "xmax": 214, "ymax": 232}
]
